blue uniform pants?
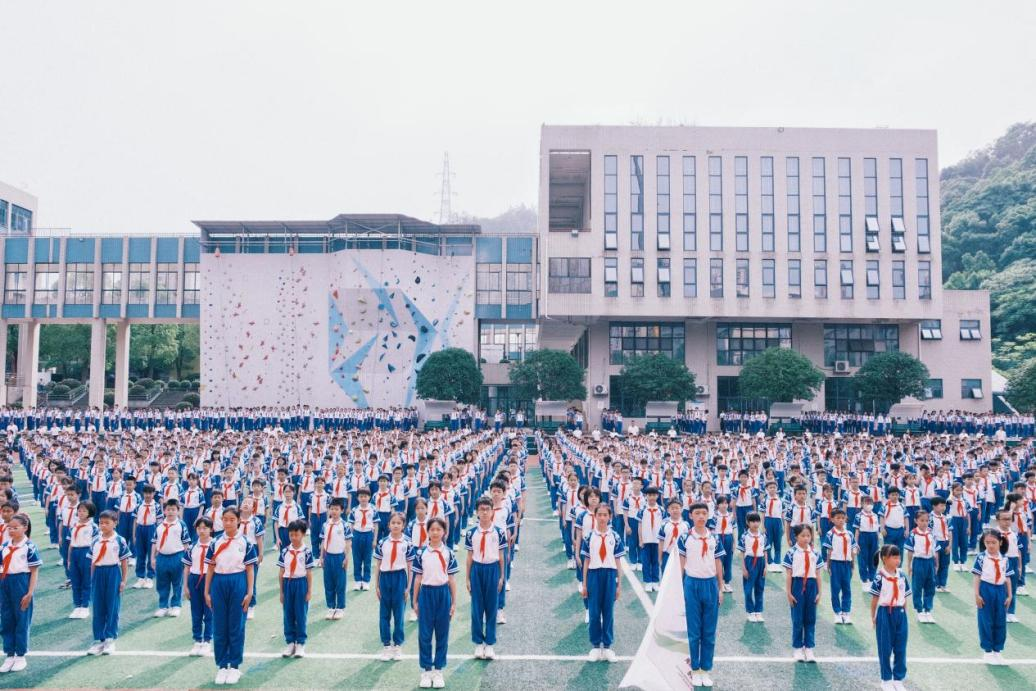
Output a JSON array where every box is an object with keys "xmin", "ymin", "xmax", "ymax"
[
  {"xmin": 684, "ymin": 576, "xmax": 719, "ymax": 671},
  {"xmin": 742, "ymin": 557, "xmax": 765, "ymax": 614},
  {"xmin": 309, "ymin": 514, "xmax": 326, "ymax": 556},
  {"xmin": 718, "ymin": 535, "xmax": 733, "ymax": 584},
  {"xmin": 378, "ymin": 570, "xmax": 407, "ymax": 646},
  {"xmin": 884, "ymin": 527, "xmax": 905, "ymax": 553},
  {"xmin": 641, "ymin": 543, "xmax": 660, "ymax": 585},
  {"xmin": 470, "ymin": 561, "xmax": 500, "ymax": 645},
  {"xmin": 977, "ymin": 581, "xmax": 1007, "ymax": 653},
  {"xmin": 211, "ymin": 572, "xmax": 248, "ymax": 669},
  {"xmin": 70, "ymin": 546, "xmax": 92, "ymax": 608},
  {"xmin": 187, "ymin": 573, "xmax": 213, "ymax": 642},
  {"xmin": 876, "ymin": 605, "xmax": 908, "ymax": 681},
  {"xmin": 950, "ymin": 517, "xmax": 969, "ymax": 564},
  {"xmin": 156, "ymin": 552, "xmax": 185, "ymax": 609},
  {"xmin": 91, "ymin": 565, "xmax": 122, "ymax": 642},
  {"xmin": 626, "ymin": 520, "xmax": 641, "ymax": 566},
  {"xmin": 282, "ymin": 577, "xmax": 309, "ymax": 645},
  {"xmin": 764, "ymin": 517, "xmax": 783, "ymax": 564},
  {"xmin": 790, "ymin": 577, "xmax": 818, "ymax": 649},
  {"xmin": 323, "ymin": 552, "xmax": 347, "ymax": 609},
  {"xmin": 417, "ymin": 584, "xmax": 451, "ymax": 671},
  {"xmin": 911, "ymin": 558, "xmax": 935, "ymax": 613},
  {"xmin": 857, "ymin": 532, "xmax": 879, "ymax": 583},
  {"xmin": 1008, "ymin": 557, "xmax": 1020, "ymax": 615},
  {"xmin": 134, "ymin": 525, "xmax": 157, "ymax": 579},
  {"xmin": 0, "ymin": 573, "xmax": 32, "ymax": 656},
  {"xmin": 352, "ymin": 532, "xmax": 373, "ymax": 584},
  {"xmin": 829, "ymin": 560, "xmax": 853, "ymax": 614},
  {"xmin": 935, "ymin": 543, "xmax": 950, "ymax": 588},
  {"xmin": 586, "ymin": 568, "xmax": 617, "ymax": 648}
]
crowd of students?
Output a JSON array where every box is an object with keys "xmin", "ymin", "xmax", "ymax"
[
  {"xmin": 797, "ymin": 411, "xmax": 1036, "ymax": 438},
  {"xmin": 718, "ymin": 410, "xmax": 769, "ymax": 434},
  {"xmin": 540, "ymin": 426, "xmax": 1035, "ymax": 689},
  {"xmin": 0, "ymin": 412, "xmax": 528, "ymax": 688}
]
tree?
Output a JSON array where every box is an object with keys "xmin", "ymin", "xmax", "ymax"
[
  {"xmin": 993, "ymin": 332, "xmax": 1036, "ymax": 372},
  {"xmin": 415, "ymin": 348, "xmax": 483, "ymax": 404},
  {"xmin": 1007, "ymin": 359, "xmax": 1036, "ymax": 412},
  {"xmin": 38, "ymin": 324, "xmax": 91, "ymax": 379},
  {"xmin": 853, "ymin": 352, "xmax": 930, "ymax": 409},
  {"xmin": 616, "ymin": 354, "xmax": 695, "ymax": 412},
  {"xmin": 130, "ymin": 324, "xmax": 178, "ymax": 379},
  {"xmin": 738, "ymin": 348, "xmax": 824, "ymax": 404},
  {"xmin": 509, "ymin": 349, "xmax": 586, "ymax": 401},
  {"xmin": 173, "ymin": 325, "xmax": 200, "ymax": 380}
]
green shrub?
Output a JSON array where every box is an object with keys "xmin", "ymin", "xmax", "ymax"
[
  {"xmin": 129, "ymin": 384, "xmax": 147, "ymax": 396},
  {"xmin": 137, "ymin": 378, "xmax": 155, "ymax": 389},
  {"xmin": 182, "ymin": 392, "xmax": 201, "ymax": 406},
  {"xmin": 167, "ymin": 380, "xmax": 181, "ymax": 390},
  {"xmin": 103, "ymin": 392, "xmax": 115, "ymax": 406},
  {"xmin": 60, "ymin": 378, "xmax": 81, "ymax": 388},
  {"xmin": 176, "ymin": 401, "xmax": 193, "ymax": 411},
  {"xmin": 50, "ymin": 384, "xmax": 71, "ymax": 396},
  {"xmin": 190, "ymin": 381, "xmax": 200, "ymax": 391}
]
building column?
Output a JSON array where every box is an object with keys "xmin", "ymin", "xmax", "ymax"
[
  {"xmin": 113, "ymin": 321, "xmax": 131, "ymax": 408},
  {"xmin": 20, "ymin": 322, "xmax": 40, "ymax": 408},
  {"xmin": 0, "ymin": 320, "xmax": 7, "ymax": 406},
  {"xmin": 89, "ymin": 320, "xmax": 107, "ymax": 409}
]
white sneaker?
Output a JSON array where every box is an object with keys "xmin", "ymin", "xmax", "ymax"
[
  {"xmin": 408, "ymin": 610, "xmax": 419, "ymax": 622},
  {"xmin": 352, "ymin": 583, "xmax": 362, "ymax": 591},
  {"xmin": 0, "ymin": 657, "xmax": 16, "ymax": 673},
  {"xmin": 635, "ymin": 563, "xmax": 642, "ymax": 572},
  {"xmin": 154, "ymin": 608, "xmax": 168, "ymax": 618},
  {"xmin": 201, "ymin": 641, "xmax": 212, "ymax": 655},
  {"xmin": 87, "ymin": 641, "xmax": 105, "ymax": 656},
  {"xmin": 226, "ymin": 668, "xmax": 241, "ymax": 684},
  {"xmin": 282, "ymin": 643, "xmax": 296, "ymax": 658},
  {"xmin": 587, "ymin": 647, "xmax": 602, "ymax": 662},
  {"xmin": 215, "ymin": 668, "xmax": 228, "ymax": 685},
  {"xmin": 793, "ymin": 648, "xmax": 805, "ymax": 662},
  {"xmin": 361, "ymin": 582, "xmax": 371, "ymax": 591},
  {"xmin": 101, "ymin": 640, "xmax": 115, "ymax": 655},
  {"xmin": 756, "ymin": 613, "xmax": 765, "ymax": 622},
  {"xmin": 747, "ymin": 612, "xmax": 756, "ymax": 622},
  {"xmin": 419, "ymin": 671, "xmax": 433, "ymax": 688},
  {"xmin": 380, "ymin": 645, "xmax": 394, "ymax": 661},
  {"xmin": 983, "ymin": 652, "xmax": 997, "ymax": 665},
  {"xmin": 168, "ymin": 607, "xmax": 181, "ymax": 617},
  {"xmin": 247, "ymin": 608, "xmax": 255, "ymax": 620},
  {"xmin": 994, "ymin": 652, "xmax": 1005, "ymax": 665},
  {"xmin": 552, "ymin": 510, "xmax": 559, "ymax": 517},
  {"xmin": 691, "ymin": 672, "xmax": 703, "ymax": 687},
  {"xmin": 8, "ymin": 657, "xmax": 24, "ymax": 672},
  {"xmin": 332, "ymin": 609, "xmax": 344, "ymax": 620},
  {"xmin": 881, "ymin": 682, "xmax": 896, "ymax": 691},
  {"xmin": 584, "ymin": 611, "xmax": 590, "ymax": 624},
  {"xmin": 842, "ymin": 614, "xmax": 853, "ymax": 625},
  {"xmin": 722, "ymin": 584, "xmax": 733, "ymax": 593},
  {"xmin": 893, "ymin": 682, "xmax": 907, "ymax": 691},
  {"xmin": 132, "ymin": 578, "xmax": 145, "ymax": 589},
  {"xmin": 432, "ymin": 670, "xmax": 445, "ymax": 688},
  {"xmin": 189, "ymin": 642, "xmax": 202, "ymax": 656},
  {"xmin": 567, "ymin": 559, "xmax": 576, "ymax": 569},
  {"xmin": 1016, "ymin": 586, "xmax": 1029, "ymax": 596},
  {"xmin": 700, "ymin": 672, "xmax": 713, "ymax": 687},
  {"xmin": 144, "ymin": 579, "xmax": 154, "ymax": 589},
  {"xmin": 483, "ymin": 645, "xmax": 496, "ymax": 660},
  {"xmin": 294, "ymin": 644, "xmax": 306, "ymax": 658},
  {"xmin": 602, "ymin": 648, "xmax": 617, "ymax": 662},
  {"xmin": 505, "ymin": 582, "xmax": 511, "ymax": 592},
  {"xmin": 497, "ymin": 611, "xmax": 507, "ymax": 624},
  {"xmin": 1007, "ymin": 613, "xmax": 1020, "ymax": 623},
  {"xmin": 325, "ymin": 609, "xmax": 336, "ymax": 620},
  {"xmin": 804, "ymin": 648, "xmax": 816, "ymax": 663},
  {"xmin": 474, "ymin": 644, "xmax": 485, "ymax": 659}
]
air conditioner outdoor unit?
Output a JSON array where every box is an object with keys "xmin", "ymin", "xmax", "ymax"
[
  {"xmin": 570, "ymin": 228, "xmax": 580, "ymax": 237},
  {"xmin": 593, "ymin": 384, "xmax": 608, "ymax": 396},
  {"xmin": 695, "ymin": 385, "xmax": 710, "ymax": 396},
  {"xmin": 834, "ymin": 360, "xmax": 851, "ymax": 374}
]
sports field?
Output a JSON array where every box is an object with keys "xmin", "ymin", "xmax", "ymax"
[{"xmin": 4, "ymin": 455, "xmax": 1036, "ymax": 690}]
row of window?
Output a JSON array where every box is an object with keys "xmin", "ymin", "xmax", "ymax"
[
  {"xmin": 924, "ymin": 378, "xmax": 984, "ymax": 400},
  {"xmin": 476, "ymin": 263, "xmax": 533, "ymax": 306},
  {"xmin": 920, "ymin": 319, "xmax": 983, "ymax": 341},
  {"xmin": 599, "ymin": 155, "xmax": 931, "ymax": 255},
  {"xmin": 0, "ymin": 201, "xmax": 32, "ymax": 233},
  {"xmin": 2, "ymin": 263, "xmax": 199, "ymax": 305},
  {"xmin": 478, "ymin": 322, "xmax": 538, "ymax": 362}
]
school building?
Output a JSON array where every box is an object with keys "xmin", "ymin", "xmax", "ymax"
[{"xmin": 0, "ymin": 125, "xmax": 992, "ymax": 426}]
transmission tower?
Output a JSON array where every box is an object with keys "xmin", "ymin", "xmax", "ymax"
[{"xmin": 437, "ymin": 152, "xmax": 456, "ymax": 224}]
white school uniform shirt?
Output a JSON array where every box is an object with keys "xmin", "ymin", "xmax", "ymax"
[
  {"xmin": 320, "ymin": 518, "xmax": 352, "ymax": 555},
  {"xmin": 411, "ymin": 544, "xmax": 458, "ymax": 586},
  {"xmin": 309, "ymin": 492, "xmax": 329, "ymax": 516},
  {"xmin": 276, "ymin": 544, "xmax": 315, "ymax": 579},
  {"xmin": 276, "ymin": 502, "xmax": 303, "ymax": 529},
  {"xmin": 205, "ymin": 534, "xmax": 259, "ymax": 574},
  {"xmin": 711, "ymin": 512, "xmax": 735, "ymax": 536},
  {"xmin": 183, "ymin": 541, "xmax": 212, "ymax": 576},
  {"xmin": 869, "ymin": 568, "xmax": 910, "ymax": 606},
  {"xmin": 1000, "ymin": 529, "xmax": 1020, "ymax": 559},
  {"xmin": 677, "ymin": 529, "xmax": 724, "ymax": 578},
  {"xmin": 70, "ymin": 521, "xmax": 99, "ymax": 548},
  {"xmin": 374, "ymin": 535, "xmax": 413, "ymax": 572},
  {"xmin": 856, "ymin": 510, "xmax": 880, "ymax": 533},
  {"xmin": 0, "ymin": 539, "xmax": 42, "ymax": 574},
  {"xmin": 658, "ymin": 518, "xmax": 690, "ymax": 554},
  {"xmin": 883, "ymin": 503, "xmax": 906, "ymax": 530},
  {"xmin": 782, "ymin": 545, "xmax": 825, "ymax": 579},
  {"xmin": 350, "ymin": 505, "xmax": 375, "ymax": 533},
  {"xmin": 465, "ymin": 524, "xmax": 507, "ymax": 564},
  {"xmin": 931, "ymin": 513, "xmax": 951, "ymax": 543},
  {"xmin": 89, "ymin": 534, "xmax": 131, "ymax": 567},
  {"xmin": 135, "ymin": 501, "xmax": 160, "ymax": 526},
  {"xmin": 153, "ymin": 519, "xmax": 191, "ymax": 555},
  {"xmin": 183, "ymin": 488, "xmax": 204, "ymax": 509},
  {"xmin": 972, "ymin": 551, "xmax": 1013, "ymax": 585},
  {"xmin": 825, "ymin": 528, "xmax": 856, "ymax": 562},
  {"xmin": 762, "ymin": 494, "xmax": 783, "ymax": 519},
  {"xmin": 580, "ymin": 529, "xmax": 626, "ymax": 570},
  {"xmin": 738, "ymin": 529, "xmax": 768, "ymax": 559},
  {"xmin": 637, "ymin": 505, "xmax": 663, "ymax": 544},
  {"xmin": 904, "ymin": 528, "xmax": 936, "ymax": 559}
]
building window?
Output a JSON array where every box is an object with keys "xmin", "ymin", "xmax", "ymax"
[
  {"xmin": 10, "ymin": 206, "xmax": 31, "ymax": 233},
  {"xmin": 824, "ymin": 324, "xmax": 899, "ymax": 367},
  {"xmin": 630, "ymin": 155, "xmax": 644, "ymax": 251},
  {"xmin": 709, "ymin": 156, "xmax": 723, "ymax": 251},
  {"xmin": 128, "ymin": 262, "xmax": 150, "ymax": 303},
  {"xmin": 101, "ymin": 263, "xmax": 123, "ymax": 304},
  {"xmin": 682, "ymin": 156, "xmax": 696, "ymax": 251},
  {"xmin": 838, "ymin": 157, "xmax": 853, "ymax": 253},
  {"xmin": 925, "ymin": 378, "xmax": 943, "ymax": 400},
  {"xmin": 890, "ymin": 157, "xmax": 904, "ymax": 217},
  {"xmin": 812, "ymin": 157, "xmax": 827, "ymax": 253},
  {"xmin": 609, "ymin": 322, "xmax": 686, "ymax": 365},
  {"xmin": 657, "ymin": 258, "xmax": 671, "ymax": 297},
  {"xmin": 757, "ymin": 156, "xmax": 775, "ymax": 252},
  {"xmin": 630, "ymin": 258, "xmax": 644, "ymax": 297},
  {"xmin": 735, "ymin": 258, "xmax": 749, "ymax": 298},
  {"xmin": 892, "ymin": 260, "xmax": 906, "ymax": 299},
  {"xmin": 787, "ymin": 157, "xmax": 800, "ymax": 252},
  {"xmin": 547, "ymin": 257, "xmax": 591, "ymax": 294},
  {"xmin": 918, "ymin": 260, "xmax": 932, "ymax": 299},
  {"xmin": 480, "ymin": 322, "xmax": 538, "ymax": 363},
  {"xmin": 762, "ymin": 259, "xmax": 775, "ymax": 298},
  {"xmin": 916, "ymin": 158, "xmax": 931, "ymax": 253},
  {"xmin": 3, "ymin": 264, "xmax": 26, "ymax": 304},
  {"xmin": 155, "ymin": 262, "xmax": 178, "ymax": 304},
  {"xmin": 505, "ymin": 264, "xmax": 531, "ymax": 305},
  {"xmin": 814, "ymin": 260, "xmax": 828, "ymax": 299},
  {"xmin": 865, "ymin": 216, "xmax": 880, "ymax": 252},
  {"xmin": 182, "ymin": 264, "xmax": 200, "ymax": 304},
  {"xmin": 920, "ymin": 319, "xmax": 942, "ymax": 340},
  {"xmin": 717, "ymin": 323, "xmax": 792, "ymax": 366},
  {"xmin": 657, "ymin": 155, "xmax": 670, "ymax": 250},
  {"xmin": 959, "ymin": 319, "xmax": 981, "ymax": 340},
  {"xmin": 33, "ymin": 263, "xmax": 59, "ymax": 305},
  {"xmin": 788, "ymin": 259, "xmax": 801, "ymax": 298},
  {"xmin": 0, "ymin": 200, "xmax": 7, "ymax": 228},
  {"xmin": 961, "ymin": 378, "xmax": 983, "ymax": 399},
  {"xmin": 710, "ymin": 258, "xmax": 723, "ymax": 298},
  {"xmin": 683, "ymin": 258, "xmax": 697, "ymax": 298},
  {"xmin": 476, "ymin": 263, "xmax": 502, "ymax": 305},
  {"xmin": 64, "ymin": 263, "xmax": 94, "ymax": 305},
  {"xmin": 604, "ymin": 257, "xmax": 618, "ymax": 297},
  {"xmin": 866, "ymin": 260, "xmax": 880, "ymax": 299},
  {"xmin": 839, "ymin": 260, "xmax": 854, "ymax": 299},
  {"xmin": 604, "ymin": 155, "xmax": 618, "ymax": 250},
  {"xmin": 864, "ymin": 158, "xmax": 878, "ymax": 216},
  {"xmin": 735, "ymin": 156, "xmax": 749, "ymax": 252},
  {"xmin": 892, "ymin": 217, "xmax": 907, "ymax": 252}
]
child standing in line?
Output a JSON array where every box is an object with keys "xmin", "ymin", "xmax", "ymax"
[
  {"xmin": 406, "ymin": 498, "xmax": 430, "ymax": 621},
  {"xmin": 0, "ymin": 514, "xmax": 40, "ymax": 673},
  {"xmin": 413, "ymin": 516, "xmax": 458, "ymax": 689},
  {"xmin": 637, "ymin": 487, "xmax": 663, "ymax": 592},
  {"xmin": 278, "ymin": 519, "xmax": 314, "ymax": 659},
  {"xmin": 581, "ymin": 504, "xmax": 625, "ymax": 664},
  {"xmin": 823, "ymin": 508, "xmax": 857, "ymax": 625},
  {"xmin": 374, "ymin": 512, "xmax": 413, "ymax": 661},
  {"xmin": 947, "ymin": 484, "xmax": 971, "ymax": 571},
  {"xmin": 204, "ymin": 507, "xmax": 258, "ymax": 686},
  {"xmin": 87, "ymin": 510, "xmax": 130, "ymax": 656},
  {"xmin": 465, "ymin": 497, "xmax": 507, "ymax": 660},
  {"xmin": 710, "ymin": 496, "xmax": 735, "ymax": 594},
  {"xmin": 350, "ymin": 488, "xmax": 375, "ymax": 591},
  {"xmin": 152, "ymin": 499, "xmax": 191, "ymax": 618},
  {"xmin": 738, "ymin": 511, "xmax": 768, "ymax": 622},
  {"xmin": 882, "ymin": 488, "xmax": 907, "ymax": 553},
  {"xmin": 678, "ymin": 501, "xmax": 723, "ymax": 688},
  {"xmin": 657, "ymin": 498, "xmax": 689, "ymax": 575},
  {"xmin": 904, "ymin": 509, "xmax": 937, "ymax": 624},
  {"xmin": 929, "ymin": 497, "xmax": 952, "ymax": 592},
  {"xmin": 870, "ymin": 545, "xmax": 910, "ymax": 691},
  {"xmin": 133, "ymin": 485, "xmax": 159, "ymax": 589},
  {"xmin": 183, "ymin": 516, "xmax": 214, "ymax": 656},
  {"xmin": 308, "ymin": 477, "xmax": 329, "ymax": 564},
  {"xmin": 973, "ymin": 530, "xmax": 1013, "ymax": 665},
  {"xmin": 994, "ymin": 510, "xmax": 1021, "ymax": 624},
  {"xmin": 68, "ymin": 501, "xmax": 98, "ymax": 619},
  {"xmin": 784, "ymin": 523, "xmax": 824, "ymax": 663},
  {"xmin": 855, "ymin": 496, "xmax": 881, "ymax": 588},
  {"xmin": 274, "ymin": 485, "xmax": 302, "ymax": 551},
  {"xmin": 761, "ymin": 481, "xmax": 785, "ymax": 572},
  {"xmin": 239, "ymin": 498, "xmax": 265, "ymax": 621},
  {"xmin": 320, "ymin": 498, "xmax": 351, "ymax": 621}
]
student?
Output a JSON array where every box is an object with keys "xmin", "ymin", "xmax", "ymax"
[
  {"xmin": 929, "ymin": 497, "xmax": 952, "ymax": 592},
  {"xmin": 406, "ymin": 499, "xmax": 430, "ymax": 621},
  {"xmin": 0, "ymin": 514, "xmax": 40, "ymax": 673},
  {"xmin": 238, "ymin": 498, "xmax": 265, "ymax": 621},
  {"xmin": 308, "ymin": 477, "xmax": 329, "ymax": 562},
  {"xmin": 903, "ymin": 509, "xmax": 937, "ymax": 624},
  {"xmin": 88, "ymin": 510, "xmax": 130, "ymax": 656},
  {"xmin": 278, "ymin": 519, "xmax": 314, "ymax": 659},
  {"xmin": 947, "ymin": 484, "xmax": 971, "ymax": 571},
  {"xmin": 152, "ymin": 499, "xmax": 191, "ymax": 618},
  {"xmin": 784, "ymin": 523, "xmax": 824, "ymax": 663},
  {"xmin": 412, "ymin": 516, "xmax": 458, "ymax": 689},
  {"xmin": 374, "ymin": 512, "xmax": 412, "ymax": 661},
  {"xmin": 68, "ymin": 501, "xmax": 99, "ymax": 619},
  {"xmin": 274, "ymin": 485, "xmax": 302, "ymax": 551},
  {"xmin": 350, "ymin": 488, "xmax": 375, "ymax": 591},
  {"xmin": 657, "ymin": 498, "xmax": 689, "ymax": 575},
  {"xmin": 761, "ymin": 481, "xmax": 785, "ymax": 572},
  {"xmin": 320, "ymin": 498, "xmax": 351, "ymax": 620},
  {"xmin": 465, "ymin": 497, "xmax": 507, "ymax": 660},
  {"xmin": 994, "ymin": 510, "xmax": 1022, "ymax": 624},
  {"xmin": 183, "ymin": 516, "xmax": 214, "ymax": 656},
  {"xmin": 738, "ymin": 511, "xmax": 767, "ymax": 622},
  {"xmin": 677, "ymin": 502, "xmax": 723, "ymax": 688},
  {"xmin": 870, "ymin": 545, "xmax": 910, "ymax": 691},
  {"xmin": 204, "ymin": 507, "xmax": 258, "ymax": 686},
  {"xmin": 579, "ymin": 502, "xmax": 623, "ymax": 663},
  {"xmin": 637, "ymin": 487, "xmax": 663, "ymax": 591},
  {"xmin": 854, "ymin": 496, "xmax": 881, "ymax": 588},
  {"xmin": 882, "ymin": 488, "xmax": 907, "ymax": 553},
  {"xmin": 709, "ymin": 496, "xmax": 735, "ymax": 594},
  {"xmin": 133, "ymin": 486, "xmax": 159, "ymax": 588},
  {"xmin": 822, "ymin": 508, "xmax": 856, "ymax": 624},
  {"xmin": 973, "ymin": 530, "xmax": 1012, "ymax": 665}
]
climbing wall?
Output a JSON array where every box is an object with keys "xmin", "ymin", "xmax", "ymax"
[{"xmin": 200, "ymin": 249, "xmax": 475, "ymax": 408}]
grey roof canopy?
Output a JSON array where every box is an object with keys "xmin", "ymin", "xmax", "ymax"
[{"xmin": 193, "ymin": 214, "xmax": 481, "ymax": 238}]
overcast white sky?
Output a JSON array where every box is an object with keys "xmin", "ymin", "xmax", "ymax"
[{"xmin": 2, "ymin": 0, "xmax": 1034, "ymax": 234}]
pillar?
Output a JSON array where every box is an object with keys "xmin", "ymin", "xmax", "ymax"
[
  {"xmin": 114, "ymin": 321, "xmax": 131, "ymax": 408},
  {"xmin": 89, "ymin": 320, "xmax": 107, "ymax": 409},
  {"xmin": 0, "ymin": 320, "xmax": 7, "ymax": 406},
  {"xmin": 19, "ymin": 322, "xmax": 40, "ymax": 408}
]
